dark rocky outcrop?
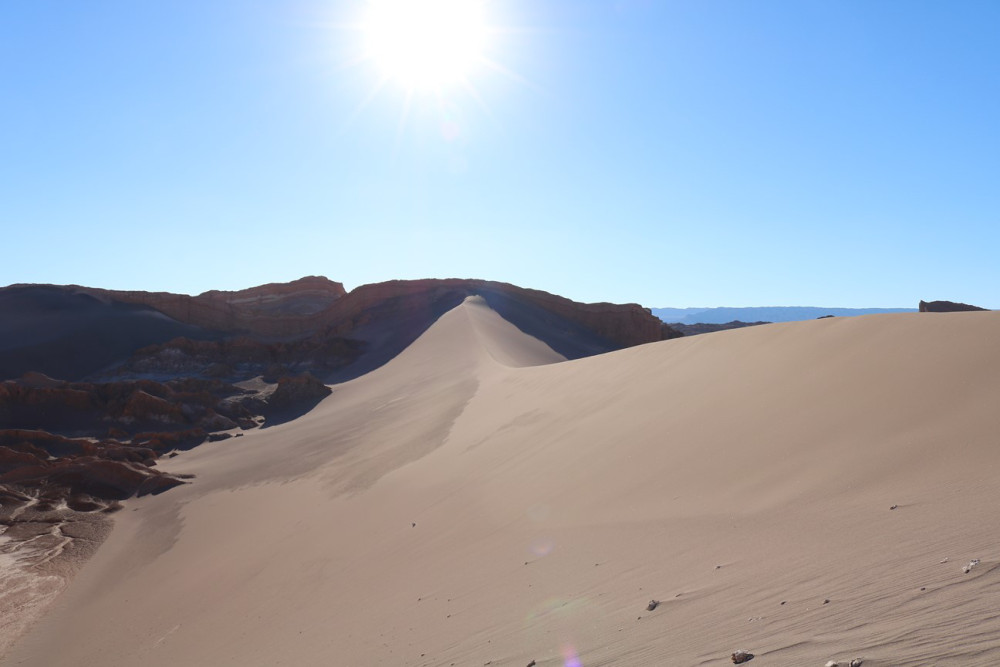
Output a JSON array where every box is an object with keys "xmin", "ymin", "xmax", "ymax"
[
  {"xmin": 267, "ymin": 373, "xmax": 332, "ymax": 411},
  {"xmin": 0, "ymin": 285, "xmax": 220, "ymax": 381},
  {"xmin": 80, "ymin": 275, "xmax": 348, "ymax": 338},
  {"xmin": 0, "ymin": 430, "xmax": 184, "ymax": 577},
  {"xmin": 1, "ymin": 277, "xmax": 676, "ymax": 384},
  {"xmin": 333, "ymin": 279, "xmax": 679, "ymax": 353},
  {"xmin": 0, "ymin": 430, "xmax": 188, "ymax": 516},
  {"xmin": 918, "ymin": 300, "xmax": 988, "ymax": 313},
  {"xmin": 104, "ymin": 278, "xmax": 679, "ymax": 375},
  {"xmin": 1, "ymin": 454, "xmax": 185, "ymax": 500},
  {"xmin": 0, "ymin": 371, "xmax": 338, "ymax": 439},
  {"xmin": 0, "ymin": 276, "xmax": 677, "ymax": 514},
  {"xmin": 668, "ymin": 321, "xmax": 769, "ymax": 336},
  {"xmin": 291, "ymin": 279, "xmax": 682, "ymax": 381},
  {"xmin": 0, "ymin": 376, "xmax": 254, "ymax": 435},
  {"xmin": 113, "ymin": 334, "xmax": 363, "ymax": 382},
  {"xmin": 264, "ymin": 373, "xmax": 332, "ymax": 425}
]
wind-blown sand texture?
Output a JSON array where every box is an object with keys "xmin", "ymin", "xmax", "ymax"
[{"xmin": 4, "ymin": 298, "xmax": 1000, "ymax": 666}]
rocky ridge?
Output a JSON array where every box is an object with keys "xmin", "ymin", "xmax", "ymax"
[
  {"xmin": 0, "ymin": 276, "xmax": 676, "ymax": 580},
  {"xmin": 918, "ymin": 299, "xmax": 988, "ymax": 312},
  {"xmin": 78, "ymin": 278, "xmax": 680, "ymax": 383},
  {"xmin": 78, "ymin": 275, "xmax": 347, "ymax": 338},
  {"xmin": 667, "ymin": 321, "xmax": 770, "ymax": 336}
]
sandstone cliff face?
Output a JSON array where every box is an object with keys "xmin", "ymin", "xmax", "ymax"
[
  {"xmin": 80, "ymin": 277, "xmax": 675, "ymax": 349},
  {"xmin": 3, "ymin": 277, "xmax": 677, "ymax": 383},
  {"xmin": 80, "ymin": 275, "xmax": 347, "ymax": 338},
  {"xmin": 290, "ymin": 279, "xmax": 681, "ymax": 381},
  {"xmin": 918, "ymin": 300, "xmax": 988, "ymax": 312},
  {"xmin": 68, "ymin": 278, "xmax": 679, "ymax": 383},
  {"xmin": 326, "ymin": 278, "xmax": 679, "ymax": 348}
]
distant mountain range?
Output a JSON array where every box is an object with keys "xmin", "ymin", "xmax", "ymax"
[{"xmin": 652, "ymin": 306, "xmax": 916, "ymax": 324}]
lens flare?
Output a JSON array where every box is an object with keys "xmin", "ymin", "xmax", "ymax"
[
  {"xmin": 561, "ymin": 644, "xmax": 582, "ymax": 667},
  {"xmin": 529, "ymin": 537, "xmax": 554, "ymax": 557}
]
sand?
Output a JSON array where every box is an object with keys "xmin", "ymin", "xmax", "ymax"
[{"xmin": 4, "ymin": 296, "xmax": 1000, "ymax": 666}]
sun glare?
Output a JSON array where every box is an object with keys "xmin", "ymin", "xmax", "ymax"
[{"xmin": 363, "ymin": 0, "xmax": 487, "ymax": 90}]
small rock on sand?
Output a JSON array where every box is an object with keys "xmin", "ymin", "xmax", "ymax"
[
  {"xmin": 731, "ymin": 649, "xmax": 754, "ymax": 664},
  {"xmin": 963, "ymin": 559, "xmax": 981, "ymax": 573},
  {"xmin": 825, "ymin": 661, "xmax": 839, "ymax": 667},
  {"xmin": 646, "ymin": 599, "xmax": 660, "ymax": 611},
  {"xmin": 850, "ymin": 659, "xmax": 864, "ymax": 667}
]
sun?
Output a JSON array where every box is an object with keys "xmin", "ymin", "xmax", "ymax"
[{"xmin": 363, "ymin": 0, "xmax": 488, "ymax": 90}]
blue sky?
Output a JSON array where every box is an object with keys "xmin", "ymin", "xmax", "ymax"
[{"xmin": 2, "ymin": 1, "xmax": 997, "ymax": 308}]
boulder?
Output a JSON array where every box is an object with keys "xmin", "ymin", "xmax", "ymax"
[{"xmin": 268, "ymin": 374, "xmax": 332, "ymax": 411}]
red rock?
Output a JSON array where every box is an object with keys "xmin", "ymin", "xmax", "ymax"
[
  {"xmin": 0, "ymin": 446, "xmax": 44, "ymax": 474},
  {"xmin": 0, "ymin": 456, "xmax": 184, "ymax": 500},
  {"xmin": 80, "ymin": 276, "xmax": 347, "ymax": 338},
  {"xmin": 85, "ymin": 277, "xmax": 677, "ymax": 350}
]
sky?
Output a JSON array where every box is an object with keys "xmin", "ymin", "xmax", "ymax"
[{"xmin": 2, "ymin": 1, "xmax": 998, "ymax": 308}]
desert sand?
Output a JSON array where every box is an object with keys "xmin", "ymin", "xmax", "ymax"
[{"xmin": 4, "ymin": 296, "xmax": 1000, "ymax": 666}]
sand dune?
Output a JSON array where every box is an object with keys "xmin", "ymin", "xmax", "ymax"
[{"xmin": 5, "ymin": 298, "xmax": 1000, "ymax": 666}]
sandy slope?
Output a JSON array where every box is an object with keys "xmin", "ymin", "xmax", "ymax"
[{"xmin": 5, "ymin": 298, "xmax": 1000, "ymax": 666}]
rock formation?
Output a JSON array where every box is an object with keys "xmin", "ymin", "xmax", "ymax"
[
  {"xmin": 0, "ymin": 285, "xmax": 219, "ymax": 381},
  {"xmin": 918, "ymin": 300, "xmax": 988, "ymax": 312},
  {"xmin": 0, "ymin": 375, "xmax": 254, "ymax": 435},
  {"xmin": 88, "ymin": 277, "xmax": 678, "ymax": 354},
  {"xmin": 0, "ymin": 276, "xmax": 680, "ymax": 518},
  {"xmin": 79, "ymin": 275, "xmax": 348, "ymax": 338},
  {"xmin": 115, "ymin": 334, "xmax": 363, "ymax": 382},
  {"xmin": 667, "ymin": 321, "xmax": 769, "ymax": 336},
  {"xmin": 267, "ymin": 373, "xmax": 332, "ymax": 412},
  {"xmin": 1, "ymin": 277, "xmax": 680, "ymax": 383}
]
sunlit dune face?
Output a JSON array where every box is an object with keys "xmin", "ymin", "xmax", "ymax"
[{"xmin": 364, "ymin": 0, "xmax": 487, "ymax": 90}]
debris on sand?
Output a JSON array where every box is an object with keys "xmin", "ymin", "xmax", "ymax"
[
  {"xmin": 963, "ymin": 559, "xmax": 981, "ymax": 574},
  {"xmin": 850, "ymin": 659, "xmax": 864, "ymax": 667},
  {"xmin": 731, "ymin": 649, "xmax": 754, "ymax": 663},
  {"xmin": 646, "ymin": 599, "xmax": 660, "ymax": 611},
  {"xmin": 825, "ymin": 661, "xmax": 839, "ymax": 667}
]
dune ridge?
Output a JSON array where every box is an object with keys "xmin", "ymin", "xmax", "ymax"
[{"xmin": 4, "ymin": 301, "xmax": 1000, "ymax": 666}]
